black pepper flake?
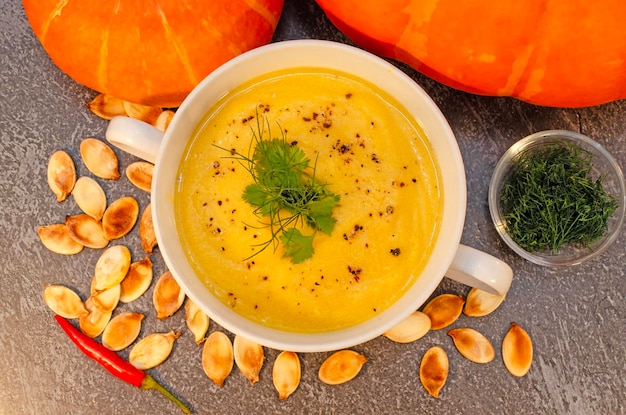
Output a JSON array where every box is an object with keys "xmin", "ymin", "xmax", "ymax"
[
  {"xmin": 212, "ymin": 161, "xmax": 220, "ymax": 169},
  {"xmin": 323, "ymin": 121, "xmax": 332, "ymax": 129},
  {"xmin": 217, "ymin": 200, "xmax": 222, "ymax": 206},
  {"xmin": 390, "ymin": 248, "xmax": 401, "ymax": 256},
  {"xmin": 386, "ymin": 206, "xmax": 394, "ymax": 214},
  {"xmin": 346, "ymin": 93, "xmax": 353, "ymax": 99},
  {"xmin": 348, "ymin": 265, "xmax": 362, "ymax": 282},
  {"xmin": 371, "ymin": 154, "xmax": 380, "ymax": 163},
  {"xmin": 302, "ymin": 116, "xmax": 311, "ymax": 122}
]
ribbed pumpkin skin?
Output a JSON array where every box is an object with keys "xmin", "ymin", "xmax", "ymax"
[
  {"xmin": 316, "ymin": 0, "xmax": 626, "ymax": 108},
  {"xmin": 23, "ymin": 0, "xmax": 284, "ymax": 107}
]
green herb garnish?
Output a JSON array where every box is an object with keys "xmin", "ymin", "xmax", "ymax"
[
  {"xmin": 500, "ymin": 141, "xmax": 618, "ymax": 254},
  {"xmin": 220, "ymin": 116, "xmax": 340, "ymax": 263}
]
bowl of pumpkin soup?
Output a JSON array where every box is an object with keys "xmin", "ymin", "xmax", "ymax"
[{"xmin": 107, "ymin": 40, "xmax": 512, "ymax": 352}]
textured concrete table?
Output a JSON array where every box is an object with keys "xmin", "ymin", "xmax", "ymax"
[{"xmin": 2, "ymin": 1, "xmax": 625, "ymax": 414}]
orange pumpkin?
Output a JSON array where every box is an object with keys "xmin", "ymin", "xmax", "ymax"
[
  {"xmin": 316, "ymin": 0, "xmax": 626, "ymax": 107},
  {"xmin": 23, "ymin": 0, "xmax": 284, "ymax": 107}
]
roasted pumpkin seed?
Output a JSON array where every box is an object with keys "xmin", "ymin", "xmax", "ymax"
[
  {"xmin": 419, "ymin": 346, "xmax": 449, "ymax": 399},
  {"xmin": 93, "ymin": 245, "xmax": 131, "ymax": 291},
  {"xmin": 272, "ymin": 351, "xmax": 300, "ymax": 400},
  {"xmin": 123, "ymin": 101, "xmax": 163, "ymax": 124},
  {"xmin": 233, "ymin": 335, "xmax": 264, "ymax": 384},
  {"xmin": 90, "ymin": 283, "xmax": 120, "ymax": 313},
  {"xmin": 65, "ymin": 214, "xmax": 109, "ymax": 249},
  {"xmin": 119, "ymin": 258, "xmax": 153, "ymax": 303},
  {"xmin": 47, "ymin": 150, "xmax": 76, "ymax": 202},
  {"xmin": 79, "ymin": 296, "xmax": 112, "ymax": 338},
  {"xmin": 153, "ymin": 109, "xmax": 175, "ymax": 132},
  {"xmin": 422, "ymin": 293, "xmax": 465, "ymax": 330},
  {"xmin": 43, "ymin": 284, "xmax": 88, "ymax": 319},
  {"xmin": 202, "ymin": 331, "xmax": 234, "ymax": 387},
  {"xmin": 318, "ymin": 350, "xmax": 367, "ymax": 385},
  {"xmin": 185, "ymin": 298, "xmax": 210, "ymax": 345},
  {"xmin": 153, "ymin": 271, "xmax": 185, "ymax": 319},
  {"xmin": 502, "ymin": 322, "xmax": 533, "ymax": 377},
  {"xmin": 129, "ymin": 331, "xmax": 180, "ymax": 370},
  {"xmin": 101, "ymin": 312, "xmax": 144, "ymax": 351},
  {"xmin": 72, "ymin": 176, "xmax": 107, "ymax": 220},
  {"xmin": 383, "ymin": 310, "xmax": 431, "ymax": 343},
  {"xmin": 102, "ymin": 196, "xmax": 139, "ymax": 240},
  {"xmin": 37, "ymin": 224, "xmax": 84, "ymax": 255},
  {"xmin": 126, "ymin": 161, "xmax": 153, "ymax": 192},
  {"xmin": 139, "ymin": 203, "xmax": 157, "ymax": 254},
  {"xmin": 79, "ymin": 138, "xmax": 120, "ymax": 180},
  {"xmin": 448, "ymin": 327, "xmax": 495, "ymax": 364},
  {"xmin": 464, "ymin": 287, "xmax": 506, "ymax": 317},
  {"xmin": 87, "ymin": 94, "xmax": 127, "ymax": 120}
]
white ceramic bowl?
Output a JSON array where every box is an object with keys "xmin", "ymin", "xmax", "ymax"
[{"xmin": 108, "ymin": 40, "xmax": 511, "ymax": 352}]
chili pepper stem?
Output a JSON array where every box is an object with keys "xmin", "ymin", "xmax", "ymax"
[{"xmin": 141, "ymin": 374, "xmax": 192, "ymax": 414}]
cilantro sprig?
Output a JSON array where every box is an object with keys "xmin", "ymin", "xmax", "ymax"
[{"xmin": 219, "ymin": 116, "xmax": 340, "ymax": 263}]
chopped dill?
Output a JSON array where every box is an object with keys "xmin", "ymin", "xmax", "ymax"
[
  {"xmin": 217, "ymin": 115, "xmax": 340, "ymax": 263},
  {"xmin": 500, "ymin": 141, "xmax": 618, "ymax": 254}
]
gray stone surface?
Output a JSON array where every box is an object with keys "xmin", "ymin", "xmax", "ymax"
[{"xmin": 1, "ymin": 1, "xmax": 625, "ymax": 414}]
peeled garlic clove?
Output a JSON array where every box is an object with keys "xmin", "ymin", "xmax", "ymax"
[
  {"xmin": 153, "ymin": 109, "xmax": 175, "ymax": 132},
  {"xmin": 422, "ymin": 293, "xmax": 465, "ymax": 330},
  {"xmin": 448, "ymin": 327, "xmax": 495, "ymax": 364},
  {"xmin": 47, "ymin": 150, "xmax": 76, "ymax": 202},
  {"xmin": 79, "ymin": 138, "xmax": 120, "ymax": 180},
  {"xmin": 139, "ymin": 203, "xmax": 157, "ymax": 254},
  {"xmin": 119, "ymin": 258, "xmax": 153, "ymax": 303},
  {"xmin": 129, "ymin": 331, "xmax": 181, "ymax": 370},
  {"xmin": 420, "ymin": 346, "xmax": 449, "ymax": 399},
  {"xmin": 86, "ymin": 94, "xmax": 127, "ymax": 120},
  {"xmin": 502, "ymin": 322, "xmax": 533, "ymax": 377},
  {"xmin": 273, "ymin": 351, "xmax": 300, "ymax": 400},
  {"xmin": 37, "ymin": 224, "xmax": 84, "ymax": 255},
  {"xmin": 318, "ymin": 350, "xmax": 368, "ymax": 385},
  {"xmin": 102, "ymin": 312, "xmax": 144, "ymax": 351},
  {"xmin": 233, "ymin": 335, "xmax": 264, "ymax": 384},
  {"xmin": 93, "ymin": 245, "xmax": 131, "ymax": 291},
  {"xmin": 43, "ymin": 284, "xmax": 88, "ymax": 319},
  {"xmin": 72, "ymin": 176, "xmax": 107, "ymax": 220},
  {"xmin": 123, "ymin": 101, "xmax": 163, "ymax": 124},
  {"xmin": 464, "ymin": 287, "xmax": 506, "ymax": 317},
  {"xmin": 79, "ymin": 297, "xmax": 112, "ymax": 338},
  {"xmin": 153, "ymin": 270, "xmax": 185, "ymax": 319},
  {"xmin": 383, "ymin": 310, "xmax": 431, "ymax": 343},
  {"xmin": 126, "ymin": 161, "xmax": 153, "ymax": 192},
  {"xmin": 185, "ymin": 298, "xmax": 209, "ymax": 345},
  {"xmin": 102, "ymin": 196, "xmax": 139, "ymax": 240},
  {"xmin": 90, "ymin": 284, "xmax": 121, "ymax": 313},
  {"xmin": 65, "ymin": 214, "xmax": 109, "ymax": 249},
  {"xmin": 202, "ymin": 331, "xmax": 234, "ymax": 387}
]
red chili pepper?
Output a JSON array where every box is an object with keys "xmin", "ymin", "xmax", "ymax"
[{"xmin": 54, "ymin": 315, "xmax": 192, "ymax": 414}]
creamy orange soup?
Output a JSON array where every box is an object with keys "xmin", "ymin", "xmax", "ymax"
[{"xmin": 175, "ymin": 68, "xmax": 442, "ymax": 333}]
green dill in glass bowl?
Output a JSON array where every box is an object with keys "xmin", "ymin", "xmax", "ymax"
[{"xmin": 489, "ymin": 130, "xmax": 625, "ymax": 267}]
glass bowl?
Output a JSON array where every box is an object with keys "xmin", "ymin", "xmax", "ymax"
[{"xmin": 489, "ymin": 130, "xmax": 625, "ymax": 267}]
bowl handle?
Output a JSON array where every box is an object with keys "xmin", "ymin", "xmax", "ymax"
[
  {"xmin": 105, "ymin": 116, "xmax": 164, "ymax": 164},
  {"xmin": 445, "ymin": 244, "xmax": 513, "ymax": 295}
]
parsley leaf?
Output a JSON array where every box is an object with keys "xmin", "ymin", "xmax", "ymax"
[{"xmin": 218, "ymin": 116, "xmax": 340, "ymax": 263}]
